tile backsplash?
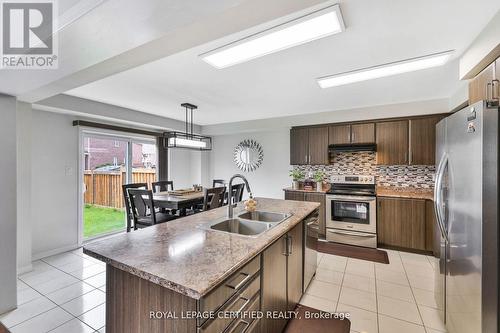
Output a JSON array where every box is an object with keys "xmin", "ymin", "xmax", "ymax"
[{"xmin": 293, "ymin": 152, "xmax": 435, "ymax": 189}]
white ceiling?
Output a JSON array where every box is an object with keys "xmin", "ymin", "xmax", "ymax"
[{"xmin": 65, "ymin": 0, "xmax": 500, "ymax": 125}]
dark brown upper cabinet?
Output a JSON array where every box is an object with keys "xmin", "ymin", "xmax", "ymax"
[
  {"xmin": 290, "ymin": 128, "xmax": 309, "ymax": 165},
  {"xmin": 328, "ymin": 125, "xmax": 351, "ymax": 145},
  {"xmin": 409, "ymin": 116, "xmax": 443, "ymax": 165},
  {"xmin": 351, "ymin": 123, "xmax": 375, "ymax": 144},
  {"xmin": 469, "ymin": 61, "xmax": 495, "ymax": 105},
  {"xmin": 376, "ymin": 120, "xmax": 409, "ymax": 165},
  {"xmin": 290, "ymin": 127, "xmax": 328, "ymax": 165},
  {"xmin": 308, "ymin": 127, "xmax": 329, "ymax": 165}
]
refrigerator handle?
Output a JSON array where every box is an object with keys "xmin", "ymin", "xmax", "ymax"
[{"xmin": 434, "ymin": 154, "xmax": 449, "ymax": 243}]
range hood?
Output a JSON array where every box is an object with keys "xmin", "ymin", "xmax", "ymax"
[{"xmin": 329, "ymin": 143, "xmax": 377, "ymax": 152}]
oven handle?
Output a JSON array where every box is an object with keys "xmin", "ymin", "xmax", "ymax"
[
  {"xmin": 326, "ymin": 195, "xmax": 376, "ymax": 202},
  {"xmin": 327, "ymin": 229, "xmax": 376, "ymax": 238}
]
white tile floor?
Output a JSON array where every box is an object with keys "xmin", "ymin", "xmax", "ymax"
[
  {"xmin": 1, "ymin": 248, "xmax": 106, "ymax": 333},
  {"xmin": 300, "ymin": 249, "xmax": 447, "ymax": 333},
  {"xmin": 1, "ymin": 247, "xmax": 445, "ymax": 333}
]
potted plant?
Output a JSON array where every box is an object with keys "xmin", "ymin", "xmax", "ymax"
[
  {"xmin": 289, "ymin": 170, "xmax": 305, "ymax": 190},
  {"xmin": 313, "ymin": 171, "xmax": 326, "ymax": 192}
]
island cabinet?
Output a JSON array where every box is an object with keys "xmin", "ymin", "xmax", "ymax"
[
  {"xmin": 284, "ymin": 190, "xmax": 326, "ymax": 239},
  {"xmin": 260, "ymin": 220, "xmax": 304, "ymax": 333},
  {"xmin": 198, "ymin": 256, "xmax": 261, "ymax": 333},
  {"xmin": 377, "ymin": 197, "xmax": 436, "ymax": 253},
  {"xmin": 106, "ymin": 256, "xmax": 262, "ymax": 333}
]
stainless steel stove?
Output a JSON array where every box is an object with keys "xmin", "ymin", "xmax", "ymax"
[{"xmin": 325, "ymin": 175, "xmax": 377, "ymax": 248}]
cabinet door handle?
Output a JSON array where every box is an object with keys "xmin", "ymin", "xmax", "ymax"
[
  {"xmin": 352, "ymin": 131, "xmax": 355, "ymax": 142},
  {"xmin": 487, "ymin": 82, "xmax": 493, "ymax": 102},
  {"xmin": 283, "ymin": 236, "xmax": 288, "ymax": 256},
  {"xmin": 492, "ymin": 79, "xmax": 499, "ymax": 105},
  {"xmin": 288, "ymin": 235, "xmax": 293, "ymax": 255},
  {"xmin": 226, "ymin": 272, "xmax": 251, "ymax": 290}
]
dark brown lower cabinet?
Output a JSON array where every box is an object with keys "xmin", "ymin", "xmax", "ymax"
[
  {"xmin": 287, "ymin": 221, "xmax": 303, "ymax": 311},
  {"xmin": 261, "ymin": 221, "xmax": 304, "ymax": 333},
  {"xmin": 284, "ymin": 190, "xmax": 304, "ymax": 201},
  {"xmin": 377, "ymin": 197, "xmax": 426, "ymax": 251},
  {"xmin": 260, "ymin": 235, "xmax": 288, "ymax": 333},
  {"xmin": 284, "ymin": 190, "xmax": 325, "ymax": 239}
]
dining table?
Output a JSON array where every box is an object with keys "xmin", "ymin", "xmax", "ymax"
[{"xmin": 152, "ymin": 191, "xmax": 204, "ymax": 216}]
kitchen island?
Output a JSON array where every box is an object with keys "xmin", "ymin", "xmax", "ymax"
[{"xmin": 84, "ymin": 197, "xmax": 319, "ymax": 333}]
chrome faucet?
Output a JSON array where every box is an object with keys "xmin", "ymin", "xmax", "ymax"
[{"xmin": 227, "ymin": 174, "xmax": 253, "ymax": 219}]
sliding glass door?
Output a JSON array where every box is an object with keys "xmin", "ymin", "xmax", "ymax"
[{"xmin": 81, "ymin": 132, "xmax": 157, "ymax": 240}]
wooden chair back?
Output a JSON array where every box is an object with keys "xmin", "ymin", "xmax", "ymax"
[
  {"xmin": 203, "ymin": 187, "xmax": 226, "ymax": 211},
  {"xmin": 152, "ymin": 180, "xmax": 174, "ymax": 193},
  {"xmin": 122, "ymin": 183, "xmax": 147, "ymax": 232}
]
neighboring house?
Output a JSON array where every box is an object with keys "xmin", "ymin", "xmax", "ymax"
[{"xmin": 84, "ymin": 138, "xmax": 156, "ymax": 170}]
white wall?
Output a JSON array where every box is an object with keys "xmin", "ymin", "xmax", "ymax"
[
  {"xmin": 169, "ymin": 149, "xmax": 202, "ymax": 189},
  {"xmin": 16, "ymin": 102, "xmax": 33, "ymax": 273},
  {"xmin": 208, "ymin": 130, "xmax": 291, "ymax": 199},
  {"xmin": 459, "ymin": 9, "xmax": 500, "ymax": 79},
  {"xmin": 0, "ymin": 94, "xmax": 17, "ymax": 313},
  {"xmin": 202, "ymin": 99, "xmax": 450, "ymax": 136},
  {"xmin": 30, "ymin": 110, "xmax": 79, "ymax": 259}
]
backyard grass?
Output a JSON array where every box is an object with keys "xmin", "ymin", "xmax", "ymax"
[{"xmin": 84, "ymin": 204, "xmax": 125, "ymax": 238}]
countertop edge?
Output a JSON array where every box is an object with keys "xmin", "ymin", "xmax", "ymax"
[
  {"xmin": 83, "ymin": 199, "xmax": 320, "ymax": 300},
  {"xmin": 283, "ymin": 187, "xmax": 327, "ymax": 194}
]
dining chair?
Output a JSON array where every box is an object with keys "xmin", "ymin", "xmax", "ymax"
[
  {"xmin": 152, "ymin": 180, "xmax": 174, "ymax": 193},
  {"xmin": 229, "ymin": 183, "xmax": 245, "ymax": 205},
  {"xmin": 122, "ymin": 183, "xmax": 147, "ymax": 232},
  {"xmin": 151, "ymin": 180, "xmax": 177, "ymax": 215},
  {"xmin": 202, "ymin": 187, "xmax": 226, "ymax": 211},
  {"xmin": 127, "ymin": 189, "xmax": 176, "ymax": 230},
  {"xmin": 212, "ymin": 179, "xmax": 226, "ymax": 188}
]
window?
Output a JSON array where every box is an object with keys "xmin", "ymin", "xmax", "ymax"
[{"xmin": 81, "ymin": 133, "xmax": 158, "ymax": 240}]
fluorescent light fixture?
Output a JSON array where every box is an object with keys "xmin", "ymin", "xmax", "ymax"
[
  {"xmin": 200, "ymin": 4, "xmax": 345, "ymax": 69},
  {"xmin": 169, "ymin": 137, "xmax": 207, "ymax": 149},
  {"xmin": 317, "ymin": 50, "xmax": 454, "ymax": 88}
]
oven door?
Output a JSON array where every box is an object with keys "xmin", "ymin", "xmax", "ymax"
[{"xmin": 326, "ymin": 195, "xmax": 376, "ymax": 233}]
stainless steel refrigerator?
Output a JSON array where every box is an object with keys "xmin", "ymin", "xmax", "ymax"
[{"xmin": 434, "ymin": 101, "xmax": 499, "ymax": 333}]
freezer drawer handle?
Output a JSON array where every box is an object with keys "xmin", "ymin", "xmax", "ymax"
[{"xmin": 328, "ymin": 229, "xmax": 376, "ymax": 238}]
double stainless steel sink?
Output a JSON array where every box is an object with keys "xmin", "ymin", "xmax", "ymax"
[{"xmin": 204, "ymin": 211, "xmax": 292, "ymax": 237}]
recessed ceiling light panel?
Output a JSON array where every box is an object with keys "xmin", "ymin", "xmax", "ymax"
[
  {"xmin": 317, "ymin": 50, "xmax": 453, "ymax": 88},
  {"xmin": 200, "ymin": 4, "xmax": 345, "ymax": 69}
]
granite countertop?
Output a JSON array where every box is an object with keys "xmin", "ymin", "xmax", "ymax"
[
  {"xmin": 377, "ymin": 186, "xmax": 434, "ymax": 200},
  {"xmin": 83, "ymin": 198, "xmax": 319, "ymax": 300},
  {"xmin": 283, "ymin": 187, "xmax": 328, "ymax": 194}
]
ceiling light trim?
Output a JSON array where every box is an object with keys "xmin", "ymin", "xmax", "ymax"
[
  {"xmin": 200, "ymin": 3, "xmax": 345, "ymax": 69},
  {"xmin": 317, "ymin": 50, "xmax": 454, "ymax": 88}
]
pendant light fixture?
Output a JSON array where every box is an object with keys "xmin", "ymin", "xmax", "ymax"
[{"xmin": 163, "ymin": 103, "xmax": 212, "ymax": 150}]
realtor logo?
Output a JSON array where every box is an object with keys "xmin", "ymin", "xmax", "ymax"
[{"xmin": 1, "ymin": 0, "xmax": 58, "ymax": 69}]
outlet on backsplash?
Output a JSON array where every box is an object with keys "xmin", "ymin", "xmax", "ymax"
[{"xmin": 292, "ymin": 151, "xmax": 435, "ymax": 189}]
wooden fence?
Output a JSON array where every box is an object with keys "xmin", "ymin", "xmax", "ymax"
[{"xmin": 84, "ymin": 169, "xmax": 156, "ymax": 208}]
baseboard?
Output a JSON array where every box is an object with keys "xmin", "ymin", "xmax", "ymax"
[
  {"xmin": 32, "ymin": 244, "xmax": 80, "ymax": 261},
  {"xmin": 17, "ymin": 264, "xmax": 33, "ymax": 275}
]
